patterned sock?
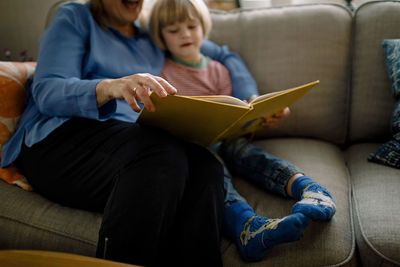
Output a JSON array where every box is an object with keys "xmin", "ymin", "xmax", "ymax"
[
  {"xmin": 291, "ymin": 176, "xmax": 336, "ymax": 221},
  {"xmin": 224, "ymin": 201, "xmax": 311, "ymax": 262}
]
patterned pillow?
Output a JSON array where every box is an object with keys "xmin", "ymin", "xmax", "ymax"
[
  {"xmin": 0, "ymin": 61, "xmax": 36, "ymax": 190},
  {"xmin": 368, "ymin": 39, "xmax": 400, "ymax": 169}
]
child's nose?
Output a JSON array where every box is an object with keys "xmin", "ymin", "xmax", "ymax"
[{"xmin": 181, "ymin": 28, "xmax": 190, "ymax": 37}]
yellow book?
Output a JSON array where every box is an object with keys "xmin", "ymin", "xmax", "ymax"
[{"xmin": 137, "ymin": 80, "xmax": 319, "ymax": 146}]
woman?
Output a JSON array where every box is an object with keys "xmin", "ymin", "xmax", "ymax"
[{"xmin": 1, "ymin": 0, "xmax": 258, "ymax": 266}]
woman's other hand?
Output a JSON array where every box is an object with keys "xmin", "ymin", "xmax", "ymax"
[{"xmin": 96, "ymin": 73, "xmax": 177, "ymax": 112}]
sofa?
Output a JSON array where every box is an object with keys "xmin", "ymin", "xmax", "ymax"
[{"xmin": 1, "ymin": 1, "xmax": 399, "ymax": 266}]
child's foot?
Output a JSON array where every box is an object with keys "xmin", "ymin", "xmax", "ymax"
[
  {"xmin": 237, "ymin": 213, "xmax": 311, "ymax": 261},
  {"xmin": 291, "ymin": 176, "xmax": 336, "ymax": 221}
]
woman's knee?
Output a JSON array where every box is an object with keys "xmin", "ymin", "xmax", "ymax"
[
  {"xmin": 121, "ymin": 128, "xmax": 191, "ymax": 187},
  {"xmin": 121, "ymin": 125, "xmax": 223, "ymax": 189}
]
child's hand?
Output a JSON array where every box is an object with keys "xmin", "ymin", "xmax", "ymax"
[
  {"xmin": 261, "ymin": 107, "xmax": 291, "ymax": 128},
  {"xmin": 244, "ymin": 107, "xmax": 291, "ymax": 141}
]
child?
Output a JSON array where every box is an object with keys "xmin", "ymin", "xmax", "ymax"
[{"xmin": 148, "ymin": 0, "xmax": 336, "ymax": 261}]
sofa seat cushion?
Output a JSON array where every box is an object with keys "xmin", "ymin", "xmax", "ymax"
[
  {"xmin": 222, "ymin": 138, "xmax": 355, "ymax": 266},
  {"xmin": 346, "ymin": 143, "xmax": 400, "ymax": 266},
  {"xmin": 0, "ymin": 180, "xmax": 102, "ymax": 256}
]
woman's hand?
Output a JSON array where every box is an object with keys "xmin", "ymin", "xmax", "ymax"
[
  {"xmin": 261, "ymin": 107, "xmax": 291, "ymax": 128},
  {"xmin": 96, "ymin": 73, "xmax": 177, "ymax": 112}
]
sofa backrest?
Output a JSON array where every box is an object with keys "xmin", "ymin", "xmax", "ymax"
[
  {"xmin": 349, "ymin": 0, "xmax": 400, "ymax": 143},
  {"xmin": 209, "ymin": 4, "xmax": 352, "ymax": 145}
]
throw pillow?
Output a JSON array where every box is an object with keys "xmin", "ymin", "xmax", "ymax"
[
  {"xmin": 0, "ymin": 61, "xmax": 36, "ymax": 190},
  {"xmin": 368, "ymin": 39, "xmax": 400, "ymax": 169}
]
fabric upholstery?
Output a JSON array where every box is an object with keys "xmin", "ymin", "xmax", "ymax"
[
  {"xmin": 0, "ymin": 180, "xmax": 101, "ymax": 255},
  {"xmin": 210, "ymin": 4, "xmax": 352, "ymax": 145},
  {"xmin": 0, "ymin": 61, "xmax": 35, "ymax": 190},
  {"xmin": 346, "ymin": 143, "xmax": 400, "ymax": 266}
]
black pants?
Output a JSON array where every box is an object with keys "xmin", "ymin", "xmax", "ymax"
[{"xmin": 16, "ymin": 118, "xmax": 225, "ymax": 267}]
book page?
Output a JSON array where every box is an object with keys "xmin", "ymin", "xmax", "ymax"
[
  {"xmin": 190, "ymin": 95, "xmax": 250, "ymax": 107},
  {"xmin": 249, "ymin": 92, "xmax": 281, "ymax": 104},
  {"xmin": 249, "ymin": 81, "xmax": 320, "ymax": 104}
]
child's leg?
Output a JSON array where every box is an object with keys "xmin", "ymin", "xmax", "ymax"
[
  {"xmin": 223, "ymin": 169, "xmax": 310, "ymax": 262},
  {"xmin": 290, "ymin": 176, "xmax": 336, "ymax": 221},
  {"xmin": 218, "ymin": 137, "xmax": 302, "ymax": 197},
  {"xmin": 224, "ymin": 199, "xmax": 311, "ymax": 262},
  {"xmin": 219, "ymin": 138, "xmax": 336, "ymax": 221}
]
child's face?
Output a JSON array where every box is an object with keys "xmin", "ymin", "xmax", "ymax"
[{"xmin": 161, "ymin": 18, "xmax": 204, "ymax": 63}]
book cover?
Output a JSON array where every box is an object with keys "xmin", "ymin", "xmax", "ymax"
[{"xmin": 137, "ymin": 80, "xmax": 319, "ymax": 146}]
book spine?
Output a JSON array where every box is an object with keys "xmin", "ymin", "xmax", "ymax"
[{"xmin": 210, "ymin": 107, "xmax": 254, "ymax": 145}]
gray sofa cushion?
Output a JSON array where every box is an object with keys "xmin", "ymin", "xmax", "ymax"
[
  {"xmin": 346, "ymin": 143, "xmax": 400, "ymax": 266},
  {"xmin": 222, "ymin": 138, "xmax": 355, "ymax": 266},
  {"xmin": 0, "ymin": 180, "xmax": 101, "ymax": 256},
  {"xmin": 349, "ymin": 1, "xmax": 400, "ymax": 143},
  {"xmin": 210, "ymin": 4, "xmax": 352, "ymax": 145}
]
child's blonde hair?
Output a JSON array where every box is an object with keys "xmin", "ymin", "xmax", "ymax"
[{"xmin": 149, "ymin": 0, "xmax": 212, "ymax": 51}]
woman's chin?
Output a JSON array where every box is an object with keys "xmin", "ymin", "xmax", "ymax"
[{"xmin": 122, "ymin": 0, "xmax": 140, "ymax": 11}]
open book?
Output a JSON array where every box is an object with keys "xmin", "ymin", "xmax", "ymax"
[{"xmin": 137, "ymin": 80, "xmax": 319, "ymax": 146}]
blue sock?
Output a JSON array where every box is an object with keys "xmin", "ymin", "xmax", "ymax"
[
  {"xmin": 224, "ymin": 201, "xmax": 311, "ymax": 262},
  {"xmin": 291, "ymin": 176, "xmax": 336, "ymax": 221}
]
